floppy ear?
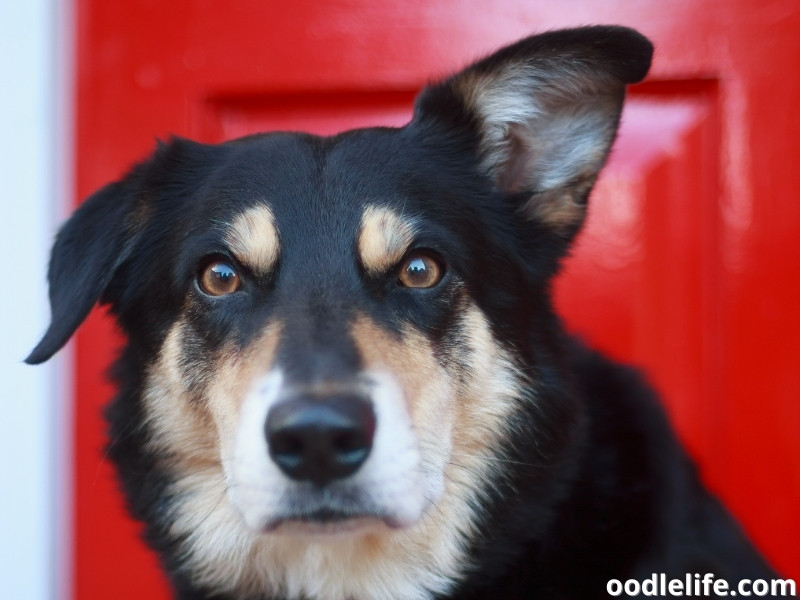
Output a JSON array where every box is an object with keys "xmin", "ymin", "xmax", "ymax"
[
  {"xmin": 25, "ymin": 178, "xmax": 144, "ymax": 365},
  {"xmin": 413, "ymin": 25, "xmax": 653, "ymax": 236}
]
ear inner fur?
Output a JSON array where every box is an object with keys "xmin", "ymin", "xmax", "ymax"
[{"xmin": 413, "ymin": 26, "xmax": 653, "ymax": 235}]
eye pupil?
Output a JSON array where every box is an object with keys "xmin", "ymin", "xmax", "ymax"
[
  {"xmin": 407, "ymin": 257, "xmax": 427, "ymax": 274},
  {"xmin": 200, "ymin": 260, "xmax": 241, "ymax": 296},
  {"xmin": 213, "ymin": 264, "xmax": 235, "ymax": 281}
]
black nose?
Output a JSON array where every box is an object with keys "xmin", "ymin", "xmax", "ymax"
[{"xmin": 265, "ymin": 394, "xmax": 376, "ymax": 486}]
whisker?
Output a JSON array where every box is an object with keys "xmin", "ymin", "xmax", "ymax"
[
  {"xmin": 93, "ymin": 421, "xmax": 143, "ymax": 486},
  {"xmin": 449, "ymin": 452, "xmax": 544, "ymax": 469}
]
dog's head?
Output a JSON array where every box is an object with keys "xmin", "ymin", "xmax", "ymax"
[{"xmin": 29, "ymin": 26, "xmax": 651, "ymax": 599}]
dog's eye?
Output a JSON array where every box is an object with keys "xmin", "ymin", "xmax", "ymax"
[
  {"xmin": 398, "ymin": 251, "xmax": 443, "ymax": 289},
  {"xmin": 199, "ymin": 260, "xmax": 241, "ymax": 296}
]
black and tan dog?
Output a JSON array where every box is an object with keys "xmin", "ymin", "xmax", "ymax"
[{"xmin": 28, "ymin": 26, "xmax": 777, "ymax": 600}]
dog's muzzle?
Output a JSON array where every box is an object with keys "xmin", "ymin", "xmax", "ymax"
[{"xmin": 230, "ymin": 370, "xmax": 432, "ymax": 534}]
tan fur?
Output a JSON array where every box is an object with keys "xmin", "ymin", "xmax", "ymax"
[
  {"xmin": 357, "ymin": 205, "xmax": 417, "ymax": 276},
  {"xmin": 524, "ymin": 189, "xmax": 588, "ymax": 231},
  {"xmin": 142, "ymin": 302, "xmax": 527, "ymax": 600},
  {"xmin": 143, "ymin": 318, "xmax": 283, "ymax": 467},
  {"xmin": 225, "ymin": 205, "xmax": 281, "ymax": 275},
  {"xmin": 142, "ymin": 320, "xmax": 220, "ymax": 474}
]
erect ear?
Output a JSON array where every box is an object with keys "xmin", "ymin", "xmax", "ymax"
[
  {"xmin": 25, "ymin": 173, "xmax": 147, "ymax": 365},
  {"xmin": 413, "ymin": 25, "xmax": 653, "ymax": 236}
]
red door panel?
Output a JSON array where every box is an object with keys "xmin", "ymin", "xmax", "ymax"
[
  {"xmin": 557, "ymin": 81, "xmax": 722, "ymax": 462},
  {"xmin": 73, "ymin": 1, "xmax": 800, "ymax": 597},
  {"xmin": 198, "ymin": 91, "xmax": 418, "ymax": 140}
]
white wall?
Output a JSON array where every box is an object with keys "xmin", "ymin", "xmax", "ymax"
[{"xmin": 0, "ymin": 0, "xmax": 71, "ymax": 597}]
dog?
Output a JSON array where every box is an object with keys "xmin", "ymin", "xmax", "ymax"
[{"xmin": 27, "ymin": 26, "xmax": 779, "ymax": 599}]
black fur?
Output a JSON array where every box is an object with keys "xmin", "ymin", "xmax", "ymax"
[{"xmin": 28, "ymin": 26, "xmax": 780, "ymax": 599}]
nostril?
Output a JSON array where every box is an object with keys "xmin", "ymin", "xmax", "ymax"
[
  {"xmin": 265, "ymin": 394, "xmax": 376, "ymax": 486},
  {"xmin": 331, "ymin": 430, "xmax": 371, "ymax": 466},
  {"xmin": 269, "ymin": 430, "xmax": 305, "ymax": 470}
]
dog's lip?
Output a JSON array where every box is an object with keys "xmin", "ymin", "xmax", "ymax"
[{"xmin": 262, "ymin": 510, "xmax": 408, "ymax": 535}]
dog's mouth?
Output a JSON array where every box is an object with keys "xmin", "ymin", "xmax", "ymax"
[
  {"xmin": 263, "ymin": 508, "xmax": 405, "ymax": 536},
  {"xmin": 246, "ymin": 480, "xmax": 423, "ymax": 536}
]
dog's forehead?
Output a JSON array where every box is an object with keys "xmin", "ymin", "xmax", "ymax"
[{"xmin": 205, "ymin": 131, "xmax": 426, "ymax": 266}]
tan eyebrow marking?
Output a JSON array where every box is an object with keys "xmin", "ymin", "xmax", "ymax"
[
  {"xmin": 357, "ymin": 205, "xmax": 417, "ymax": 276},
  {"xmin": 225, "ymin": 205, "xmax": 280, "ymax": 275}
]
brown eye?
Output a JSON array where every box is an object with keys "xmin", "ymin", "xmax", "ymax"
[
  {"xmin": 398, "ymin": 252, "xmax": 443, "ymax": 289},
  {"xmin": 199, "ymin": 260, "xmax": 241, "ymax": 296}
]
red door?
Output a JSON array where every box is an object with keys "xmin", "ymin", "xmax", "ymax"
[{"xmin": 72, "ymin": 1, "xmax": 800, "ymax": 597}]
